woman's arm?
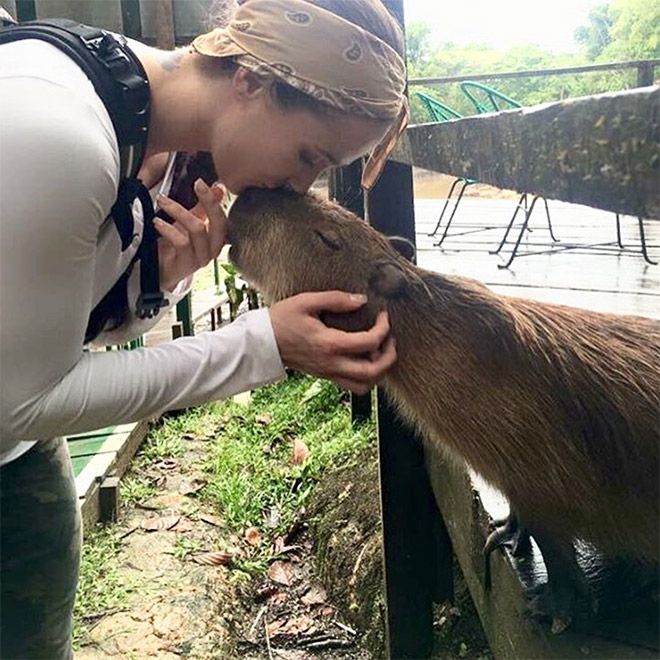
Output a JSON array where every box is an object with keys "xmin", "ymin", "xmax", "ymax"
[{"xmin": 0, "ymin": 78, "xmax": 284, "ymax": 443}]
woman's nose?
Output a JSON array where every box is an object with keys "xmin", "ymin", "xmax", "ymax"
[{"xmin": 288, "ymin": 167, "xmax": 325, "ymax": 194}]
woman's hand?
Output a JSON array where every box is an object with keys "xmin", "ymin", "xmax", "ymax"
[
  {"xmin": 269, "ymin": 291, "xmax": 397, "ymax": 394},
  {"xmin": 154, "ymin": 178, "xmax": 227, "ymax": 292}
]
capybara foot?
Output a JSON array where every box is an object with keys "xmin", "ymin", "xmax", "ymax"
[
  {"xmin": 525, "ymin": 564, "xmax": 597, "ymax": 634},
  {"xmin": 484, "ymin": 512, "xmax": 532, "ymax": 558}
]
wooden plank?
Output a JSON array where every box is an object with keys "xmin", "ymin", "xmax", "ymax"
[
  {"xmin": 69, "ymin": 432, "xmax": 132, "ymax": 461},
  {"xmin": 413, "ymin": 199, "xmax": 659, "ymax": 320},
  {"xmin": 409, "ymin": 59, "xmax": 660, "ymax": 86},
  {"xmin": 392, "ymin": 86, "xmax": 660, "ymax": 219},
  {"xmin": 75, "ymin": 420, "xmax": 150, "ymax": 533},
  {"xmin": 424, "ymin": 447, "xmax": 659, "ymax": 659}
]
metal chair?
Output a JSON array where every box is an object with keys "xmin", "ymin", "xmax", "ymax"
[
  {"xmin": 414, "ymin": 92, "xmax": 482, "ymax": 246},
  {"xmin": 460, "ymin": 81, "xmax": 558, "ymax": 268}
]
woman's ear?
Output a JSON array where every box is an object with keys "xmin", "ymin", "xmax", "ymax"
[
  {"xmin": 232, "ymin": 67, "xmax": 268, "ymax": 99},
  {"xmin": 388, "ymin": 236, "xmax": 416, "ymax": 264},
  {"xmin": 369, "ymin": 260, "xmax": 407, "ymax": 299}
]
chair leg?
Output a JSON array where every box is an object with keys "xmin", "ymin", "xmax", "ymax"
[
  {"xmin": 542, "ymin": 197, "xmax": 559, "ymax": 242},
  {"xmin": 434, "ymin": 179, "xmax": 471, "ymax": 246},
  {"xmin": 615, "ymin": 213, "xmax": 625, "ymax": 248},
  {"xmin": 638, "ymin": 217, "xmax": 658, "ymax": 265},
  {"xmin": 429, "ymin": 177, "xmax": 462, "ymax": 237},
  {"xmin": 492, "ymin": 192, "xmax": 527, "ymax": 255},
  {"xmin": 498, "ymin": 195, "xmax": 543, "ymax": 269}
]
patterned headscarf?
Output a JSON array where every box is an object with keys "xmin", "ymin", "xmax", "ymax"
[{"xmin": 191, "ymin": 0, "xmax": 408, "ymax": 189}]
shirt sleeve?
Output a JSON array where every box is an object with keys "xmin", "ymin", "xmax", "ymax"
[{"xmin": 0, "ymin": 77, "xmax": 285, "ymax": 445}]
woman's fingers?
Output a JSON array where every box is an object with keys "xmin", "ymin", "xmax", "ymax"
[
  {"xmin": 325, "ymin": 310, "xmax": 391, "ymax": 356},
  {"xmin": 269, "ymin": 293, "xmax": 398, "ymax": 392},
  {"xmin": 193, "ymin": 178, "xmax": 228, "ymax": 256},
  {"xmin": 157, "ymin": 193, "xmax": 210, "ymax": 264},
  {"xmin": 326, "ymin": 334, "xmax": 397, "ymax": 385}
]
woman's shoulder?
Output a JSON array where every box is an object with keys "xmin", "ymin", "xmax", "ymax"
[{"xmin": 0, "ymin": 38, "xmax": 121, "ymax": 184}]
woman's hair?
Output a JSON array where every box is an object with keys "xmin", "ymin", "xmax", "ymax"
[{"xmin": 203, "ymin": 0, "xmax": 404, "ymax": 115}]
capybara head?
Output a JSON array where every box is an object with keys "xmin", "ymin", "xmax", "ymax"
[{"xmin": 228, "ymin": 187, "xmax": 417, "ymax": 331}]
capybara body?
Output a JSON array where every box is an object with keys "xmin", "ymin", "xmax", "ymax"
[{"xmin": 228, "ymin": 188, "xmax": 660, "ymax": 566}]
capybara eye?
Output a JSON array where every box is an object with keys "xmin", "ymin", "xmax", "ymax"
[{"xmin": 314, "ymin": 229, "xmax": 342, "ymax": 251}]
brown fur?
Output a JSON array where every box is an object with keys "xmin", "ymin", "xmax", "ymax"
[{"xmin": 228, "ymin": 188, "xmax": 660, "ymax": 563}]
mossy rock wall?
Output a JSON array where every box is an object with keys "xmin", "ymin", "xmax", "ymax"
[{"xmin": 308, "ymin": 444, "xmax": 387, "ymax": 657}]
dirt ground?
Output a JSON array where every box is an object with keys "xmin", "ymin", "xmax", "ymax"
[{"xmin": 76, "ymin": 430, "xmax": 491, "ymax": 659}]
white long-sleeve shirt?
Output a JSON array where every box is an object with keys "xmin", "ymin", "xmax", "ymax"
[{"xmin": 0, "ymin": 39, "xmax": 285, "ymax": 465}]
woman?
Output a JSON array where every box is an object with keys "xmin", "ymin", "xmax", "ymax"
[{"xmin": 0, "ymin": 0, "xmax": 407, "ymax": 656}]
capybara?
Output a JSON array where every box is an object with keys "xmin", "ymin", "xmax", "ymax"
[{"xmin": 227, "ymin": 187, "xmax": 660, "ymax": 630}]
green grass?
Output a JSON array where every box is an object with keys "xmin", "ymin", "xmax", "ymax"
[
  {"xmin": 202, "ymin": 374, "xmax": 375, "ymax": 569},
  {"xmin": 73, "ymin": 526, "xmax": 135, "ymax": 647}
]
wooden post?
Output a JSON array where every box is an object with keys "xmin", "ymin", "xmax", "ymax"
[
  {"xmin": 637, "ymin": 62, "xmax": 655, "ymax": 88},
  {"xmin": 176, "ymin": 294, "xmax": 193, "ymax": 336},
  {"xmin": 369, "ymin": 165, "xmax": 439, "ymax": 659},
  {"xmin": 154, "ymin": 0, "xmax": 175, "ymax": 50},
  {"xmin": 99, "ymin": 476, "xmax": 120, "ymax": 523},
  {"xmin": 120, "ymin": 0, "xmax": 142, "ymax": 39},
  {"xmin": 14, "ymin": 0, "xmax": 35, "ymax": 21},
  {"xmin": 368, "ymin": 2, "xmax": 448, "ymax": 657},
  {"xmin": 328, "ymin": 162, "xmax": 373, "ymax": 424}
]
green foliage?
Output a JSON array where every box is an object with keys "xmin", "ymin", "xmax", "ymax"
[
  {"xmin": 574, "ymin": 3, "xmax": 614, "ymax": 59},
  {"xmin": 203, "ymin": 375, "xmax": 374, "ymax": 563},
  {"xmin": 407, "ymin": 1, "xmax": 657, "ymax": 123},
  {"xmin": 602, "ymin": 0, "xmax": 660, "ymax": 60}
]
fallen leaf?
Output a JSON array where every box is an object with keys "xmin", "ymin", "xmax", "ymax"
[
  {"xmin": 172, "ymin": 517, "xmax": 194, "ymax": 533},
  {"xmin": 301, "ymin": 584, "xmax": 327, "ymax": 606},
  {"xmin": 268, "ymin": 560, "xmax": 293, "ymax": 586},
  {"xmin": 198, "ymin": 513, "xmax": 223, "ymax": 527},
  {"xmin": 255, "ymin": 413, "xmax": 272, "ymax": 425},
  {"xmin": 155, "ymin": 459, "xmax": 178, "ymax": 471},
  {"xmin": 191, "ymin": 551, "xmax": 233, "ymax": 566},
  {"xmin": 245, "ymin": 526, "xmax": 262, "ymax": 546},
  {"xmin": 149, "ymin": 475, "xmax": 166, "ymax": 488},
  {"xmin": 179, "ymin": 478, "xmax": 207, "ymax": 496},
  {"xmin": 269, "ymin": 591, "xmax": 287, "ymax": 605},
  {"xmin": 319, "ymin": 606, "xmax": 335, "ymax": 617},
  {"xmin": 140, "ymin": 515, "xmax": 180, "ymax": 532},
  {"xmin": 267, "ymin": 614, "xmax": 314, "ymax": 637},
  {"xmin": 291, "ymin": 438, "xmax": 310, "ymax": 465},
  {"xmin": 301, "ymin": 380, "xmax": 324, "ymax": 403}
]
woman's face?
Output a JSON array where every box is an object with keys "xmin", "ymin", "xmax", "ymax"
[{"xmin": 209, "ymin": 69, "xmax": 389, "ymax": 194}]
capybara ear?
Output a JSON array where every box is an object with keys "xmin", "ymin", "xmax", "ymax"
[
  {"xmin": 369, "ymin": 260, "xmax": 408, "ymax": 298},
  {"xmin": 388, "ymin": 236, "xmax": 416, "ymax": 264}
]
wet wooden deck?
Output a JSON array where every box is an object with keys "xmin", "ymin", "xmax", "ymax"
[{"xmin": 413, "ymin": 197, "xmax": 659, "ymax": 319}]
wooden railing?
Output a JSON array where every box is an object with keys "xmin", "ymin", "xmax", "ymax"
[{"xmin": 410, "ymin": 59, "xmax": 660, "ymax": 89}]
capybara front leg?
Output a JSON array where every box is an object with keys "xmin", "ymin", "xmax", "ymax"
[{"xmin": 527, "ymin": 528, "xmax": 595, "ymax": 634}]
